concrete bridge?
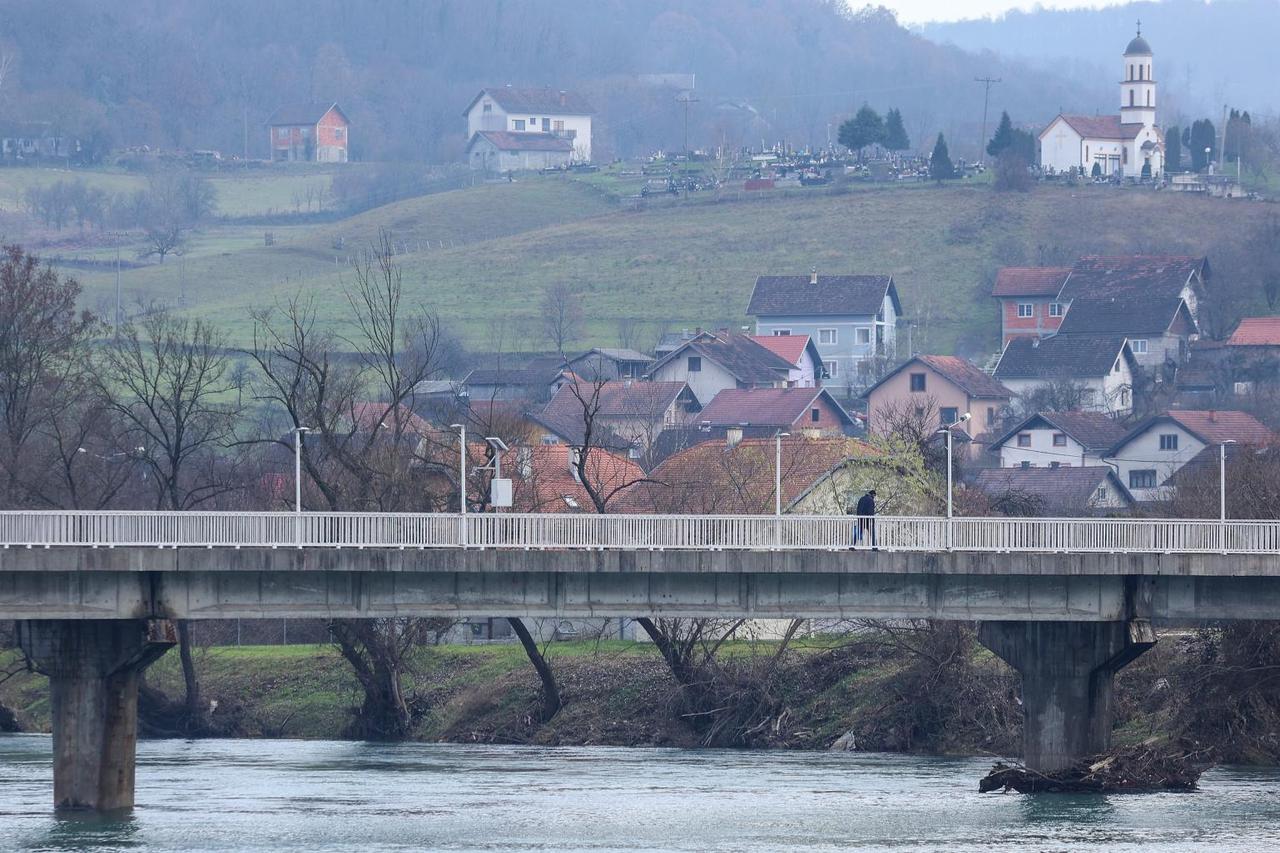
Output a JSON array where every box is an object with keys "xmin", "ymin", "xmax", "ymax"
[{"xmin": 4, "ymin": 510, "xmax": 1280, "ymax": 810}]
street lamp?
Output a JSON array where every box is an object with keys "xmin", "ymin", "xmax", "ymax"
[
  {"xmin": 450, "ymin": 424, "xmax": 467, "ymax": 546},
  {"xmin": 774, "ymin": 430, "xmax": 791, "ymax": 517},
  {"xmin": 1220, "ymin": 440, "xmax": 1236, "ymax": 523},
  {"xmin": 935, "ymin": 412, "xmax": 971, "ymax": 520},
  {"xmin": 292, "ymin": 426, "xmax": 310, "ymax": 513}
]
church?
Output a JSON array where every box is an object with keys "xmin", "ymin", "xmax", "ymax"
[{"xmin": 1039, "ymin": 26, "xmax": 1164, "ymax": 178}]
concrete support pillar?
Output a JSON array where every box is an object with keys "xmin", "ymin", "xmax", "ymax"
[
  {"xmin": 978, "ymin": 619, "xmax": 1155, "ymax": 773},
  {"xmin": 16, "ymin": 619, "xmax": 175, "ymax": 811}
]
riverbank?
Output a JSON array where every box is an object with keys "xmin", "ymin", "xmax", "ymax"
[{"xmin": 2, "ymin": 625, "xmax": 1277, "ymax": 766}]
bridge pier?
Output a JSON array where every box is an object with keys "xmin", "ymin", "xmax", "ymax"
[
  {"xmin": 16, "ymin": 619, "xmax": 175, "ymax": 811},
  {"xmin": 978, "ymin": 619, "xmax": 1156, "ymax": 773}
]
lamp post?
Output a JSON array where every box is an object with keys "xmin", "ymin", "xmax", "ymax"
[
  {"xmin": 451, "ymin": 423, "xmax": 467, "ymax": 546},
  {"xmin": 935, "ymin": 412, "xmax": 971, "ymax": 549},
  {"xmin": 1220, "ymin": 440, "xmax": 1236, "ymax": 523},
  {"xmin": 292, "ymin": 426, "xmax": 310, "ymax": 513},
  {"xmin": 774, "ymin": 430, "xmax": 791, "ymax": 517}
]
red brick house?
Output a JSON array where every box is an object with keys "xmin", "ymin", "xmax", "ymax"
[
  {"xmin": 266, "ymin": 103, "xmax": 350, "ymax": 163},
  {"xmin": 992, "ymin": 267, "xmax": 1072, "ymax": 344}
]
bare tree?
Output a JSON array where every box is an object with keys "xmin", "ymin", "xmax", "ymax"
[
  {"xmin": 540, "ymin": 281, "xmax": 584, "ymax": 353},
  {"xmin": 248, "ymin": 232, "xmax": 449, "ymax": 739}
]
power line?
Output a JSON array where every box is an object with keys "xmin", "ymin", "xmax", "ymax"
[{"xmin": 975, "ymin": 77, "xmax": 1001, "ymax": 165}]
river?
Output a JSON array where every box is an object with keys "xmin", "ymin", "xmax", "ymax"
[{"xmin": 2, "ymin": 735, "xmax": 1279, "ymax": 851}]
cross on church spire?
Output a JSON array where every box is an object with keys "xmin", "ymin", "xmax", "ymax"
[{"xmin": 1136, "ymin": 19, "xmax": 1142, "ymax": 36}]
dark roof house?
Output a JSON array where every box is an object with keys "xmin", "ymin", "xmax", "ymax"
[
  {"xmin": 695, "ymin": 387, "xmax": 854, "ymax": 430},
  {"xmin": 995, "ymin": 335, "xmax": 1136, "ymax": 381},
  {"xmin": 990, "ymin": 411, "xmax": 1127, "ymax": 454},
  {"xmin": 972, "ymin": 467, "xmax": 1134, "ymax": 516},
  {"xmin": 748, "ymin": 274, "xmax": 902, "ymax": 318},
  {"xmin": 463, "ymin": 87, "xmax": 596, "ymax": 117}
]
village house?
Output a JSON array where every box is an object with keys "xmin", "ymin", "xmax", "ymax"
[
  {"xmin": 466, "ymin": 131, "xmax": 575, "ymax": 173},
  {"xmin": 991, "ymin": 256, "xmax": 1208, "ymax": 364},
  {"xmin": 994, "ymin": 335, "xmax": 1139, "ymax": 416},
  {"xmin": 862, "ymin": 355, "xmax": 1013, "ymax": 445},
  {"xmin": 748, "ymin": 334, "xmax": 824, "ymax": 387},
  {"xmin": 747, "ymin": 271, "xmax": 901, "ymax": 390},
  {"xmin": 971, "ymin": 467, "xmax": 1135, "ymax": 516},
  {"xmin": 0, "ymin": 121, "xmax": 76, "ymax": 161},
  {"xmin": 564, "ymin": 349, "xmax": 655, "ymax": 382},
  {"xmin": 989, "ymin": 410, "xmax": 1127, "ymax": 469},
  {"xmin": 464, "ymin": 86, "xmax": 595, "ymax": 162},
  {"xmin": 266, "ymin": 103, "xmax": 350, "ymax": 162},
  {"xmin": 693, "ymin": 387, "xmax": 854, "ymax": 436},
  {"xmin": 646, "ymin": 331, "xmax": 804, "ymax": 404},
  {"xmin": 503, "ymin": 443, "xmax": 645, "ymax": 514},
  {"xmin": 1179, "ymin": 317, "xmax": 1280, "ymax": 404},
  {"xmin": 1038, "ymin": 26, "xmax": 1163, "ymax": 178},
  {"xmin": 539, "ymin": 380, "xmax": 699, "ymax": 452},
  {"xmin": 1105, "ymin": 409, "xmax": 1273, "ymax": 502}
]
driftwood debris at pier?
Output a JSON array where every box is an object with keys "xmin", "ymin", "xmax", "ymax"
[{"xmin": 980, "ymin": 743, "xmax": 1212, "ymax": 794}]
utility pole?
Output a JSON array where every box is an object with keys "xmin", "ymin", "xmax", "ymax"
[
  {"xmin": 677, "ymin": 93, "xmax": 699, "ymax": 158},
  {"xmin": 975, "ymin": 77, "xmax": 1001, "ymax": 165},
  {"xmin": 114, "ymin": 241, "xmax": 122, "ymax": 342}
]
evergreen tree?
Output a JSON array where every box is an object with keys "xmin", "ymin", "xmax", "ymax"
[
  {"xmin": 1224, "ymin": 109, "xmax": 1252, "ymax": 161},
  {"xmin": 1184, "ymin": 119, "xmax": 1217, "ymax": 171},
  {"xmin": 1165, "ymin": 126, "xmax": 1182, "ymax": 171},
  {"xmin": 930, "ymin": 132, "xmax": 954, "ymax": 182},
  {"xmin": 838, "ymin": 104, "xmax": 884, "ymax": 159},
  {"xmin": 986, "ymin": 111, "xmax": 1015, "ymax": 158},
  {"xmin": 882, "ymin": 108, "xmax": 910, "ymax": 152}
]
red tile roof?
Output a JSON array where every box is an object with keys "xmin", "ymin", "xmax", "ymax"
[
  {"xmin": 627, "ymin": 436, "xmax": 876, "ymax": 514},
  {"xmin": 749, "ymin": 334, "xmax": 810, "ymax": 366},
  {"xmin": 916, "ymin": 355, "xmax": 1013, "ymax": 399},
  {"xmin": 504, "ymin": 445, "xmax": 644, "ymax": 513},
  {"xmin": 1165, "ymin": 410, "xmax": 1275, "ymax": 446},
  {"xmin": 1052, "ymin": 115, "xmax": 1144, "ymax": 140},
  {"xmin": 992, "ymin": 267, "xmax": 1071, "ymax": 298},
  {"xmin": 348, "ymin": 402, "xmax": 431, "ymax": 435},
  {"xmin": 696, "ymin": 387, "xmax": 853, "ymax": 428},
  {"xmin": 470, "ymin": 130, "xmax": 574, "ymax": 152},
  {"xmin": 1228, "ymin": 317, "xmax": 1280, "ymax": 346}
]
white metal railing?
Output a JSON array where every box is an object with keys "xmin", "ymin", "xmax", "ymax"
[{"xmin": 0, "ymin": 511, "xmax": 1278, "ymax": 555}]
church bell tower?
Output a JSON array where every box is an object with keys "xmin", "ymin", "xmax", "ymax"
[{"xmin": 1121, "ymin": 23, "xmax": 1156, "ymax": 130}]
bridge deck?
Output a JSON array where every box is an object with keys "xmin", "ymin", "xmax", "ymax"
[{"xmin": 2, "ymin": 511, "xmax": 1279, "ymax": 554}]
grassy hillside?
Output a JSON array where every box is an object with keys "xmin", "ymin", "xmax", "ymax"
[
  {"xmin": 58, "ymin": 176, "xmax": 1278, "ymax": 359},
  {"xmin": 0, "ymin": 164, "xmax": 355, "ymax": 219}
]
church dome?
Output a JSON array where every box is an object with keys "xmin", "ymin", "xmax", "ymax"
[{"xmin": 1125, "ymin": 34, "xmax": 1152, "ymax": 55}]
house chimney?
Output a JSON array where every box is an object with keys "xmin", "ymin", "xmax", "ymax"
[
  {"xmin": 809, "ymin": 266, "xmax": 818, "ymax": 285},
  {"xmin": 559, "ymin": 90, "xmax": 568, "ymax": 107},
  {"xmin": 1032, "ymin": 338, "xmax": 1040, "ymax": 348},
  {"xmin": 726, "ymin": 426, "xmax": 744, "ymax": 448}
]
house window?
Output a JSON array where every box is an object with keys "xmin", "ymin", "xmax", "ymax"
[
  {"xmin": 513, "ymin": 119, "xmax": 526, "ymax": 131},
  {"xmin": 542, "ymin": 118, "xmax": 551, "ymax": 132},
  {"xmin": 986, "ymin": 407, "xmax": 996, "ymax": 426},
  {"xmin": 1129, "ymin": 90, "xmax": 1135, "ymax": 107},
  {"xmin": 1130, "ymin": 470, "xmax": 1157, "ymax": 489},
  {"xmin": 1097, "ymin": 487, "xmax": 1108, "ymax": 502},
  {"xmin": 1017, "ymin": 303, "xmax": 1034, "ymax": 318},
  {"xmin": 1130, "ymin": 339, "xmax": 1148, "ymax": 354},
  {"xmin": 819, "ymin": 328, "xmax": 837, "ymax": 345},
  {"xmin": 554, "ymin": 120, "xmax": 564, "ymax": 133},
  {"xmin": 1159, "ymin": 434, "xmax": 1178, "ymax": 451},
  {"xmin": 856, "ymin": 328, "xmax": 871, "ymax": 345},
  {"xmin": 940, "ymin": 407, "xmax": 959, "ymax": 427},
  {"xmin": 1020, "ymin": 461, "xmax": 1031, "ymax": 469},
  {"xmin": 909, "ymin": 373, "xmax": 926, "ymax": 392},
  {"xmin": 823, "ymin": 361, "xmax": 838, "ymax": 378},
  {"xmin": 1017, "ymin": 433, "xmax": 1031, "ymax": 448},
  {"xmin": 687, "ymin": 356, "xmax": 702, "ymax": 373},
  {"xmin": 334, "ymin": 127, "xmax": 345, "ymax": 139},
  {"xmin": 772, "ymin": 329, "xmax": 791, "ymax": 336},
  {"xmin": 1052, "ymin": 433, "xmax": 1067, "ymax": 447},
  {"xmin": 562, "ymin": 495, "xmax": 580, "ymax": 509},
  {"xmin": 1049, "ymin": 303, "xmax": 1064, "ymax": 317},
  {"xmin": 541, "ymin": 435, "xmax": 559, "ymax": 445},
  {"xmin": 276, "ymin": 127, "xmax": 289, "ymax": 139},
  {"xmin": 1235, "ymin": 381, "xmax": 1255, "ymax": 395},
  {"xmin": 483, "ymin": 103, "xmax": 492, "ymax": 113},
  {"xmin": 1050, "ymin": 461, "xmax": 1061, "ymax": 469},
  {"xmin": 810, "ymin": 407, "xmax": 821, "ymax": 423}
]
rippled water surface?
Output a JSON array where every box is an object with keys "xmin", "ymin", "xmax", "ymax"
[{"xmin": 2, "ymin": 735, "xmax": 1280, "ymax": 851}]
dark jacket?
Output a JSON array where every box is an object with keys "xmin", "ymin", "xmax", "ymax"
[{"xmin": 855, "ymin": 492, "xmax": 876, "ymax": 517}]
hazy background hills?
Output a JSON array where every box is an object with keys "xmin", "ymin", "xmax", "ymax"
[
  {"xmin": 0, "ymin": 0, "xmax": 1103, "ymax": 163},
  {"xmin": 924, "ymin": 0, "xmax": 1279, "ymax": 125}
]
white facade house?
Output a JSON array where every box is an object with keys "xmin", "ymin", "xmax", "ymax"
[
  {"xmin": 990, "ymin": 411, "xmax": 1126, "ymax": 469},
  {"xmin": 1105, "ymin": 410, "xmax": 1274, "ymax": 502},
  {"xmin": 994, "ymin": 335, "xmax": 1139, "ymax": 416},
  {"xmin": 646, "ymin": 332, "xmax": 796, "ymax": 405},
  {"xmin": 464, "ymin": 87, "xmax": 595, "ymax": 162},
  {"xmin": 747, "ymin": 273, "xmax": 901, "ymax": 391},
  {"xmin": 1038, "ymin": 28, "xmax": 1163, "ymax": 178}
]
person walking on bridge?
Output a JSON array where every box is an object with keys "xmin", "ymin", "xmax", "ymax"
[{"xmin": 851, "ymin": 488, "xmax": 876, "ymax": 548}]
